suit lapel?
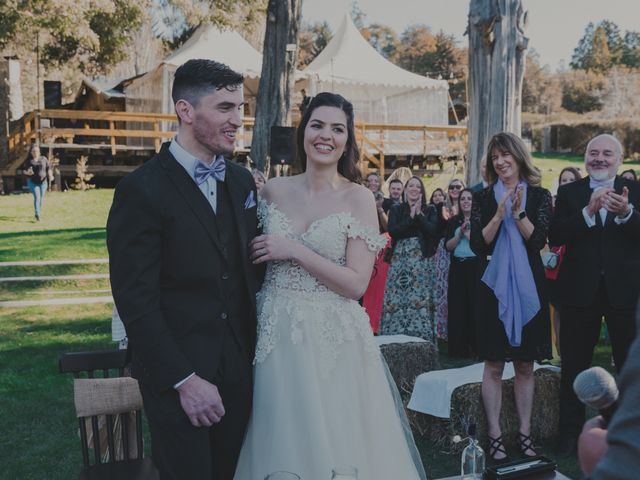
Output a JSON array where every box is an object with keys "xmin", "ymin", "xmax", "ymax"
[
  {"xmin": 159, "ymin": 150, "xmax": 226, "ymax": 255},
  {"xmin": 577, "ymin": 178, "xmax": 601, "ymax": 227},
  {"xmin": 578, "ymin": 178, "xmax": 592, "ymax": 208},
  {"xmin": 224, "ymin": 164, "xmax": 249, "ymax": 256},
  {"xmin": 605, "ymin": 176, "xmax": 624, "ymax": 226}
]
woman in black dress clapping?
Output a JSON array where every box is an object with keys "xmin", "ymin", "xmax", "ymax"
[{"xmin": 470, "ymin": 132, "xmax": 552, "ymax": 463}]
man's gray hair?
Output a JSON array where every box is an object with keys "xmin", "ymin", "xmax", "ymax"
[{"xmin": 586, "ymin": 134, "xmax": 624, "ymax": 160}]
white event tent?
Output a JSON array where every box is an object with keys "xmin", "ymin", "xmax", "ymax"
[
  {"xmin": 123, "ymin": 25, "xmax": 263, "ymax": 116},
  {"xmin": 300, "ymin": 13, "xmax": 449, "ymax": 126}
]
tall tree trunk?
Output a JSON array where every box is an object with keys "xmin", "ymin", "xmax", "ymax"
[
  {"xmin": 0, "ymin": 58, "xmax": 24, "ymax": 170},
  {"xmin": 466, "ymin": 0, "xmax": 528, "ymax": 186},
  {"xmin": 251, "ymin": 0, "xmax": 301, "ymax": 172}
]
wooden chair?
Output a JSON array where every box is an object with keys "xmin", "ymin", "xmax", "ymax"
[{"xmin": 59, "ymin": 350, "xmax": 158, "ymax": 480}]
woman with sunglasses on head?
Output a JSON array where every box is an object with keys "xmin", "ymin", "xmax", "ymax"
[
  {"xmin": 430, "ymin": 179, "xmax": 465, "ymax": 342},
  {"xmin": 446, "ymin": 179, "xmax": 465, "ymax": 216},
  {"xmin": 379, "ymin": 177, "xmax": 439, "ymax": 344}
]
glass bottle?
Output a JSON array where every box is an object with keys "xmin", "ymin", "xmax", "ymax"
[{"xmin": 461, "ymin": 423, "xmax": 485, "ymax": 479}]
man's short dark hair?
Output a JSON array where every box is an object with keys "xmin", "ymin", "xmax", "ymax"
[
  {"xmin": 389, "ymin": 178, "xmax": 403, "ymax": 186},
  {"xmin": 172, "ymin": 59, "xmax": 244, "ymax": 107}
]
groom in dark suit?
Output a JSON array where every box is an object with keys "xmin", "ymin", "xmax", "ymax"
[
  {"xmin": 549, "ymin": 133, "xmax": 640, "ymax": 456},
  {"xmin": 107, "ymin": 59, "xmax": 261, "ymax": 480}
]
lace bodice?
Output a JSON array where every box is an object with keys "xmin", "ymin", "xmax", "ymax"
[
  {"xmin": 257, "ymin": 198, "xmax": 387, "ymax": 294},
  {"xmin": 254, "ymin": 198, "xmax": 387, "ymax": 371}
]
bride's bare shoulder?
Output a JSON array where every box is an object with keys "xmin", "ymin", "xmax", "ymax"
[
  {"xmin": 344, "ymin": 182, "xmax": 375, "ymax": 207},
  {"xmin": 260, "ymin": 176, "xmax": 300, "ymax": 204},
  {"xmin": 343, "ymin": 183, "xmax": 377, "ymax": 224}
]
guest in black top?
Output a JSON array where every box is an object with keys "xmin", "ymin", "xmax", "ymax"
[
  {"xmin": 445, "ymin": 188, "xmax": 478, "ymax": 357},
  {"xmin": 379, "ymin": 176, "xmax": 439, "ymax": 342},
  {"xmin": 429, "ymin": 187, "xmax": 449, "ymax": 236},
  {"xmin": 382, "ymin": 178, "xmax": 404, "ymax": 213}
]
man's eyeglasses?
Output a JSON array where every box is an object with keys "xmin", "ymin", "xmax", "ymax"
[{"xmin": 449, "ymin": 185, "xmax": 462, "ymax": 190}]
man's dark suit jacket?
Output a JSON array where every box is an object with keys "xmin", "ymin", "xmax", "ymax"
[
  {"xmin": 107, "ymin": 144, "xmax": 261, "ymax": 393},
  {"xmin": 549, "ymin": 176, "xmax": 640, "ymax": 309}
]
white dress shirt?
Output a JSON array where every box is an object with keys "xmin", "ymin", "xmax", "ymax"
[
  {"xmin": 582, "ymin": 178, "xmax": 634, "ymax": 227},
  {"xmin": 169, "ymin": 138, "xmax": 221, "ymax": 214}
]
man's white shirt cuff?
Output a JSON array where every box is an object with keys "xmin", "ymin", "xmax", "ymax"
[
  {"xmin": 174, "ymin": 372, "xmax": 195, "ymax": 389},
  {"xmin": 614, "ymin": 204, "xmax": 635, "ymax": 224},
  {"xmin": 582, "ymin": 204, "xmax": 635, "ymax": 227},
  {"xmin": 582, "ymin": 207, "xmax": 597, "ymax": 227}
]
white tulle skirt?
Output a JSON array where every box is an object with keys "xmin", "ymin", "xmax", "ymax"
[{"xmin": 234, "ymin": 287, "xmax": 427, "ymax": 480}]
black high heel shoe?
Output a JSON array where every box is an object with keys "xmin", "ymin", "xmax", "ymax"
[
  {"xmin": 488, "ymin": 434, "xmax": 509, "ymax": 465},
  {"xmin": 517, "ymin": 432, "xmax": 538, "ymax": 457}
]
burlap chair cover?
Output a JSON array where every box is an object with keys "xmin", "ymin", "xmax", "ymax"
[{"xmin": 74, "ymin": 377, "xmax": 144, "ymax": 461}]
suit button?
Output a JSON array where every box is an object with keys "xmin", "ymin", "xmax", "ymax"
[
  {"xmin": 221, "ymin": 312, "xmax": 228, "ymax": 320},
  {"xmin": 222, "ymin": 272, "xmax": 229, "ymax": 280}
]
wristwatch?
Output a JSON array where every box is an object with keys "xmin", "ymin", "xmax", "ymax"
[{"xmin": 515, "ymin": 210, "xmax": 527, "ymax": 221}]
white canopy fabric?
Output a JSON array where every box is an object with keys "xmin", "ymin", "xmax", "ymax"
[
  {"xmin": 300, "ymin": 13, "xmax": 449, "ymax": 126},
  {"xmin": 163, "ymin": 25, "xmax": 263, "ymax": 78},
  {"xmin": 305, "ymin": 13, "xmax": 447, "ymax": 91},
  {"xmin": 123, "ymin": 25, "xmax": 264, "ymax": 119}
]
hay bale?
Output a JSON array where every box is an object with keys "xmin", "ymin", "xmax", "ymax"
[
  {"xmin": 380, "ymin": 340, "xmax": 440, "ymax": 396},
  {"xmin": 408, "ymin": 369, "xmax": 560, "ymax": 451}
]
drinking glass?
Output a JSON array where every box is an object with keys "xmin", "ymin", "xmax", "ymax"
[
  {"xmin": 331, "ymin": 465, "xmax": 358, "ymax": 479},
  {"xmin": 264, "ymin": 472, "xmax": 300, "ymax": 480}
]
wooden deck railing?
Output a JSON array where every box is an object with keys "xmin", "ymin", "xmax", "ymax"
[{"xmin": 3, "ymin": 109, "xmax": 466, "ymax": 177}]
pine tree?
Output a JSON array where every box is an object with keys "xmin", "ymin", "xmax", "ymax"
[
  {"xmin": 622, "ymin": 31, "xmax": 640, "ymax": 68},
  {"xmin": 590, "ymin": 26, "xmax": 613, "ymax": 72},
  {"xmin": 297, "ymin": 21, "xmax": 333, "ymax": 68}
]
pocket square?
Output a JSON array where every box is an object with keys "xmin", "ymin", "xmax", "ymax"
[{"xmin": 244, "ymin": 191, "xmax": 256, "ymax": 209}]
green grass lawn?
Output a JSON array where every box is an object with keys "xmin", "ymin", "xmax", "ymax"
[
  {"xmin": 0, "ymin": 189, "xmax": 113, "ymax": 261},
  {"xmin": 0, "ymin": 188, "xmax": 115, "ymax": 479},
  {"xmin": 0, "ymin": 169, "xmax": 616, "ymax": 479},
  {"xmin": 0, "ymin": 304, "xmax": 114, "ymax": 480}
]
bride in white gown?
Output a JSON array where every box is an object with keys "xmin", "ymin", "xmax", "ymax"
[{"xmin": 234, "ymin": 93, "xmax": 427, "ymax": 480}]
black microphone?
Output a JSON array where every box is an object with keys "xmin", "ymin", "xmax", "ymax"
[{"xmin": 573, "ymin": 366, "xmax": 619, "ymax": 425}]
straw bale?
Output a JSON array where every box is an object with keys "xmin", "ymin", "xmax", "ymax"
[
  {"xmin": 406, "ymin": 368, "xmax": 560, "ymax": 451},
  {"xmin": 380, "ymin": 340, "xmax": 440, "ymax": 396}
]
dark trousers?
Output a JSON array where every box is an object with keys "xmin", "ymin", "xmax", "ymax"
[
  {"xmin": 447, "ymin": 256, "xmax": 478, "ymax": 357},
  {"xmin": 140, "ymin": 326, "xmax": 253, "ymax": 480},
  {"xmin": 559, "ymin": 279, "xmax": 636, "ymax": 437}
]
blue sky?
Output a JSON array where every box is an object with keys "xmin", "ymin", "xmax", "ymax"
[{"xmin": 302, "ymin": 0, "xmax": 640, "ymax": 71}]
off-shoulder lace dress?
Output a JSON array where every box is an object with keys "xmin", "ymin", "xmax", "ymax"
[{"xmin": 234, "ymin": 198, "xmax": 426, "ymax": 480}]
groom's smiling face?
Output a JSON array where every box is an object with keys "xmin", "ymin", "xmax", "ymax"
[{"xmin": 191, "ymin": 86, "xmax": 245, "ymax": 158}]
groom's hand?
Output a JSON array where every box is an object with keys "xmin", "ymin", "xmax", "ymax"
[{"xmin": 177, "ymin": 374, "xmax": 225, "ymax": 427}]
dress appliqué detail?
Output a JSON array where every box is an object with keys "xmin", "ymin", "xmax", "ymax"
[{"xmin": 254, "ymin": 198, "xmax": 385, "ymax": 374}]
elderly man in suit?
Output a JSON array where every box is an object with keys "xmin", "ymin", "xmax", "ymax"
[
  {"xmin": 107, "ymin": 59, "xmax": 261, "ymax": 480},
  {"xmin": 549, "ymin": 133, "xmax": 640, "ymax": 456}
]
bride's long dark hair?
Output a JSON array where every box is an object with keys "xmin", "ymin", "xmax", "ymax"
[{"xmin": 296, "ymin": 92, "xmax": 362, "ymax": 184}]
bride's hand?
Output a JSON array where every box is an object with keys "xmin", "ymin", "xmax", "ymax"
[{"xmin": 250, "ymin": 234, "xmax": 299, "ymax": 264}]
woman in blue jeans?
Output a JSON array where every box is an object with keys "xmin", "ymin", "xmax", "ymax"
[{"xmin": 25, "ymin": 144, "xmax": 50, "ymax": 221}]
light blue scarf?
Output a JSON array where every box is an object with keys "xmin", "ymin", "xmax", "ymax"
[{"xmin": 481, "ymin": 180, "xmax": 540, "ymax": 347}]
